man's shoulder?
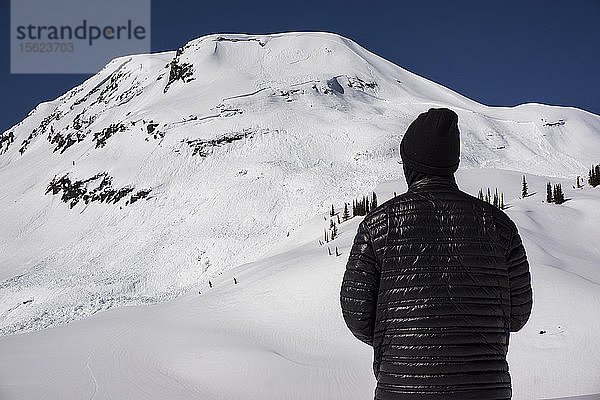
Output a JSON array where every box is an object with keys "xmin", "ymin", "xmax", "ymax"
[{"xmin": 362, "ymin": 200, "xmax": 388, "ymax": 229}]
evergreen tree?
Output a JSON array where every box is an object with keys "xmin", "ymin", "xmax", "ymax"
[
  {"xmin": 365, "ymin": 195, "xmax": 370, "ymax": 214},
  {"xmin": 522, "ymin": 175, "xmax": 528, "ymax": 198},
  {"xmin": 233, "ymin": 277, "xmax": 238, "ymax": 284},
  {"xmin": 576, "ymin": 176, "xmax": 581, "ymax": 188},
  {"xmin": 485, "ymin": 188, "xmax": 491, "ymax": 204},
  {"xmin": 500, "ymin": 193, "xmax": 504, "ymax": 209},
  {"xmin": 328, "ymin": 247, "xmax": 332, "ymax": 255},
  {"xmin": 342, "ymin": 203, "xmax": 350, "ymax": 221},
  {"xmin": 393, "ymin": 191, "xmax": 397, "ymax": 197},
  {"xmin": 477, "ymin": 188, "xmax": 484, "ymax": 201},
  {"xmin": 546, "ymin": 182, "xmax": 553, "ymax": 203},
  {"xmin": 553, "ymin": 183, "xmax": 565, "ymax": 204},
  {"xmin": 324, "ymin": 228, "xmax": 329, "ymax": 243},
  {"xmin": 493, "ymin": 188, "xmax": 499, "ymax": 208},
  {"xmin": 589, "ymin": 164, "xmax": 600, "ymax": 187},
  {"xmin": 337, "ymin": 214, "xmax": 341, "ymax": 224},
  {"xmin": 330, "ymin": 204, "xmax": 335, "ymax": 216},
  {"xmin": 331, "ymin": 221, "xmax": 338, "ymax": 240},
  {"xmin": 335, "ymin": 246, "xmax": 340, "ymax": 257},
  {"xmin": 371, "ymin": 191, "xmax": 378, "ymax": 208}
]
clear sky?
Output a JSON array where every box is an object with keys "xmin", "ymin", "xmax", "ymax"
[{"xmin": 2, "ymin": 0, "xmax": 599, "ymax": 133}]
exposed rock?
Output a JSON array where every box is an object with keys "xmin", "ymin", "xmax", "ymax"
[
  {"xmin": 146, "ymin": 121, "xmax": 162, "ymax": 140},
  {"xmin": 215, "ymin": 36, "xmax": 266, "ymax": 47},
  {"xmin": 347, "ymin": 76, "xmax": 378, "ymax": 91},
  {"xmin": 0, "ymin": 131, "xmax": 14, "ymax": 154},
  {"xmin": 163, "ymin": 45, "xmax": 195, "ymax": 93},
  {"xmin": 93, "ymin": 123, "xmax": 127, "ymax": 148},
  {"xmin": 544, "ymin": 119, "xmax": 565, "ymax": 127},
  {"xmin": 182, "ymin": 127, "xmax": 270, "ymax": 157},
  {"xmin": 46, "ymin": 172, "xmax": 150, "ymax": 209}
]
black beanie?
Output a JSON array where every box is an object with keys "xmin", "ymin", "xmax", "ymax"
[{"xmin": 400, "ymin": 108, "xmax": 460, "ymax": 175}]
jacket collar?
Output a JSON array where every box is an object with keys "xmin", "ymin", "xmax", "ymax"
[{"xmin": 408, "ymin": 175, "xmax": 459, "ymax": 192}]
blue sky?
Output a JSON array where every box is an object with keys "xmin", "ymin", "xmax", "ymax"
[{"xmin": 2, "ymin": 0, "xmax": 599, "ymax": 133}]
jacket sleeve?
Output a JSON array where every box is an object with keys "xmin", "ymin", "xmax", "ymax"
[
  {"xmin": 506, "ymin": 221, "xmax": 533, "ymax": 332},
  {"xmin": 340, "ymin": 218, "xmax": 381, "ymax": 346}
]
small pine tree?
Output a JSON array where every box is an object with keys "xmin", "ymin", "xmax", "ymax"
[
  {"xmin": 371, "ymin": 192, "xmax": 378, "ymax": 208},
  {"xmin": 208, "ymin": 281, "xmax": 212, "ymax": 288},
  {"xmin": 589, "ymin": 164, "xmax": 600, "ymax": 187},
  {"xmin": 500, "ymin": 193, "xmax": 504, "ymax": 209},
  {"xmin": 324, "ymin": 228, "xmax": 329, "ymax": 243},
  {"xmin": 330, "ymin": 204, "xmax": 335, "ymax": 216},
  {"xmin": 328, "ymin": 247, "xmax": 332, "ymax": 255},
  {"xmin": 335, "ymin": 246, "xmax": 340, "ymax": 256},
  {"xmin": 546, "ymin": 182, "xmax": 553, "ymax": 203},
  {"xmin": 365, "ymin": 195, "xmax": 370, "ymax": 214},
  {"xmin": 342, "ymin": 203, "xmax": 350, "ymax": 221},
  {"xmin": 485, "ymin": 188, "xmax": 491, "ymax": 204},
  {"xmin": 477, "ymin": 188, "xmax": 484, "ymax": 201},
  {"xmin": 233, "ymin": 277, "xmax": 238, "ymax": 284},
  {"xmin": 330, "ymin": 219, "xmax": 334, "ymax": 228},
  {"xmin": 337, "ymin": 214, "xmax": 341, "ymax": 224},
  {"xmin": 493, "ymin": 188, "xmax": 499, "ymax": 208},
  {"xmin": 522, "ymin": 175, "xmax": 528, "ymax": 198},
  {"xmin": 393, "ymin": 191, "xmax": 397, "ymax": 197},
  {"xmin": 331, "ymin": 221, "xmax": 338, "ymax": 240},
  {"xmin": 553, "ymin": 183, "xmax": 565, "ymax": 204},
  {"xmin": 576, "ymin": 176, "xmax": 581, "ymax": 188}
]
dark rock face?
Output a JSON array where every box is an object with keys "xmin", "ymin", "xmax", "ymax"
[
  {"xmin": 46, "ymin": 172, "xmax": 151, "ymax": 209},
  {"xmin": 544, "ymin": 119, "xmax": 565, "ymax": 127},
  {"xmin": 347, "ymin": 76, "xmax": 378, "ymax": 91},
  {"xmin": 144, "ymin": 121, "xmax": 163, "ymax": 140},
  {"xmin": 0, "ymin": 131, "xmax": 14, "ymax": 154},
  {"xmin": 163, "ymin": 45, "xmax": 195, "ymax": 93},
  {"xmin": 93, "ymin": 123, "xmax": 127, "ymax": 148},
  {"xmin": 126, "ymin": 188, "xmax": 152, "ymax": 205},
  {"xmin": 48, "ymin": 111, "xmax": 95, "ymax": 153},
  {"xmin": 215, "ymin": 36, "xmax": 266, "ymax": 47},
  {"xmin": 182, "ymin": 127, "xmax": 270, "ymax": 157}
]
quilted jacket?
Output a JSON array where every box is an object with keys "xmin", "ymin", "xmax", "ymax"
[{"xmin": 340, "ymin": 175, "xmax": 533, "ymax": 400}]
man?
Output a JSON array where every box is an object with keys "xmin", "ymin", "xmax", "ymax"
[{"xmin": 340, "ymin": 108, "xmax": 533, "ymax": 400}]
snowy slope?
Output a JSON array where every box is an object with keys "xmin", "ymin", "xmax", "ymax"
[
  {"xmin": 1, "ymin": 32, "xmax": 599, "ymax": 337},
  {"xmin": 1, "ymin": 31, "xmax": 600, "ymax": 400},
  {"xmin": 0, "ymin": 169, "xmax": 599, "ymax": 400}
]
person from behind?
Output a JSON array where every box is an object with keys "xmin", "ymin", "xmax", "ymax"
[{"xmin": 340, "ymin": 108, "xmax": 533, "ymax": 400}]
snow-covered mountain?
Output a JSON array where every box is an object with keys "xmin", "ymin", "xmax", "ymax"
[
  {"xmin": 1, "ymin": 33, "xmax": 599, "ymax": 398},
  {"xmin": 1, "ymin": 31, "xmax": 599, "ymax": 335}
]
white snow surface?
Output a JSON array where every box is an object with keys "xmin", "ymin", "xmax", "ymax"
[{"xmin": 0, "ymin": 32, "xmax": 599, "ymax": 399}]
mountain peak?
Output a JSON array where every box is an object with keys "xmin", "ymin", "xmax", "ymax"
[{"xmin": 1, "ymin": 31, "xmax": 599, "ymax": 334}]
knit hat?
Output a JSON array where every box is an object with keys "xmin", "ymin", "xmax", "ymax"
[{"xmin": 400, "ymin": 108, "xmax": 460, "ymax": 175}]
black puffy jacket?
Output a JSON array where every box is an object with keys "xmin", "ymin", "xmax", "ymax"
[{"xmin": 340, "ymin": 175, "xmax": 533, "ymax": 400}]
